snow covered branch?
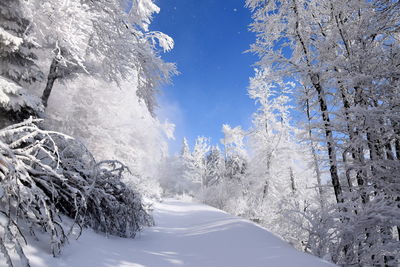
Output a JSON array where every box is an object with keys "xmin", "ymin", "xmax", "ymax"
[{"xmin": 0, "ymin": 118, "xmax": 152, "ymax": 266}]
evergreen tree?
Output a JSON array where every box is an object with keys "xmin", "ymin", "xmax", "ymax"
[
  {"xmin": 205, "ymin": 146, "xmax": 224, "ymax": 187},
  {"xmin": 192, "ymin": 137, "xmax": 210, "ymax": 189},
  {"xmin": 0, "ymin": 0, "xmax": 43, "ymax": 126}
]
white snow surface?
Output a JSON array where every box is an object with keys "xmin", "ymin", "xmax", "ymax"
[{"xmin": 20, "ymin": 199, "xmax": 335, "ymax": 267}]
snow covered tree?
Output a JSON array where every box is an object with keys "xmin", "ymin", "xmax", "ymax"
[
  {"xmin": 159, "ymin": 138, "xmax": 199, "ymax": 196},
  {"xmin": 171, "ymin": 137, "xmax": 210, "ymax": 195},
  {"xmin": 247, "ymin": 69, "xmax": 294, "ymax": 200},
  {"xmin": 22, "ymin": 0, "xmax": 93, "ymax": 108},
  {"xmin": 195, "ymin": 125, "xmax": 249, "ymax": 214},
  {"xmin": 246, "ymin": 0, "xmax": 343, "ymax": 204},
  {"xmin": 0, "ymin": 1, "xmax": 176, "ymax": 265},
  {"xmin": 24, "ymin": 0, "xmax": 176, "ymax": 113},
  {"xmin": 181, "ymin": 137, "xmax": 190, "ymax": 158},
  {"xmin": 44, "ymin": 76, "xmax": 172, "ymax": 201},
  {"xmin": 0, "ymin": 0, "xmax": 43, "ymax": 126},
  {"xmin": 246, "ymin": 0, "xmax": 400, "ymax": 264},
  {"xmin": 221, "ymin": 124, "xmax": 247, "ymax": 181},
  {"xmin": 0, "ymin": 0, "xmax": 177, "ymax": 201},
  {"xmin": 159, "ymin": 155, "xmax": 186, "ymax": 196},
  {"xmin": 204, "ymin": 146, "xmax": 225, "ymax": 187},
  {"xmin": 192, "ymin": 137, "xmax": 210, "ymax": 189},
  {"xmin": 197, "ymin": 144, "xmax": 241, "ymax": 212},
  {"xmin": 244, "ymin": 68, "xmax": 318, "ymax": 248},
  {"xmin": 179, "ymin": 137, "xmax": 197, "ymax": 194},
  {"xmin": 299, "ymin": 84, "xmax": 325, "ymax": 208},
  {"xmin": 80, "ymin": 0, "xmax": 176, "ymax": 115}
]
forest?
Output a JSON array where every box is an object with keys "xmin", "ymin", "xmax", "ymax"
[{"xmin": 0, "ymin": 0, "xmax": 399, "ymax": 266}]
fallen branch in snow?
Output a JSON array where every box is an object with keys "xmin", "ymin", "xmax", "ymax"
[{"xmin": 0, "ymin": 118, "xmax": 152, "ymax": 267}]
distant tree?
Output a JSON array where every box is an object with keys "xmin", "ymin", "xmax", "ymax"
[
  {"xmin": 175, "ymin": 137, "xmax": 197, "ymax": 195},
  {"xmin": 175, "ymin": 137, "xmax": 211, "ymax": 194},
  {"xmin": 181, "ymin": 137, "xmax": 191, "ymax": 158},
  {"xmin": 221, "ymin": 124, "xmax": 247, "ymax": 181},
  {"xmin": 204, "ymin": 146, "xmax": 225, "ymax": 187},
  {"xmin": 192, "ymin": 137, "xmax": 210, "ymax": 189},
  {"xmin": 193, "ymin": 125, "xmax": 247, "ymax": 214}
]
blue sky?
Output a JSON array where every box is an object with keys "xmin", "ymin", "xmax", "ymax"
[{"xmin": 151, "ymin": 0, "xmax": 258, "ymax": 154}]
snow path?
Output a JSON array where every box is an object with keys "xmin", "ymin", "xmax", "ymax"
[{"xmin": 22, "ymin": 199, "xmax": 334, "ymax": 267}]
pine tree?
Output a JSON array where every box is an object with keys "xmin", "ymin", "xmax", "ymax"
[
  {"xmin": 205, "ymin": 146, "xmax": 224, "ymax": 187},
  {"xmin": 192, "ymin": 137, "xmax": 210, "ymax": 189},
  {"xmin": 0, "ymin": 0, "xmax": 43, "ymax": 126}
]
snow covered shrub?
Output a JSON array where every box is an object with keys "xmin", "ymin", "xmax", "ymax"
[
  {"xmin": 51, "ymin": 135, "xmax": 154, "ymax": 235},
  {"xmin": 83, "ymin": 160, "xmax": 154, "ymax": 237},
  {"xmin": 0, "ymin": 118, "xmax": 152, "ymax": 266},
  {"xmin": 334, "ymin": 195, "xmax": 400, "ymax": 266},
  {"xmin": 0, "ymin": 118, "xmax": 72, "ymax": 261},
  {"xmin": 290, "ymin": 203, "xmax": 338, "ymax": 261},
  {"xmin": 295, "ymin": 196, "xmax": 400, "ymax": 266},
  {"xmin": 197, "ymin": 179, "xmax": 246, "ymax": 215}
]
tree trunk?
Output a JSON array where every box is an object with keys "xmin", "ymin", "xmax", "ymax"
[
  {"xmin": 313, "ymin": 75, "xmax": 343, "ymax": 203},
  {"xmin": 42, "ymin": 58, "xmax": 60, "ymax": 108},
  {"xmin": 289, "ymin": 167, "xmax": 296, "ymax": 194},
  {"xmin": 395, "ymin": 140, "xmax": 400, "ymax": 160},
  {"xmin": 262, "ymin": 120, "xmax": 271, "ymax": 199},
  {"xmin": 262, "ymin": 157, "xmax": 271, "ymax": 199},
  {"xmin": 305, "ymin": 95, "xmax": 324, "ymax": 207},
  {"xmin": 293, "ymin": 0, "xmax": 342, "ymax": 203},
  {"xmin": 339, "ymin": 86, "xmax": 355, "ymax": 189}
]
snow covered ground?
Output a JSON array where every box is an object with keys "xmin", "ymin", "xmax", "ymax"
[{"xmin": 16, "ymin": 200, "xmax": 334, "ymax": 267}]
